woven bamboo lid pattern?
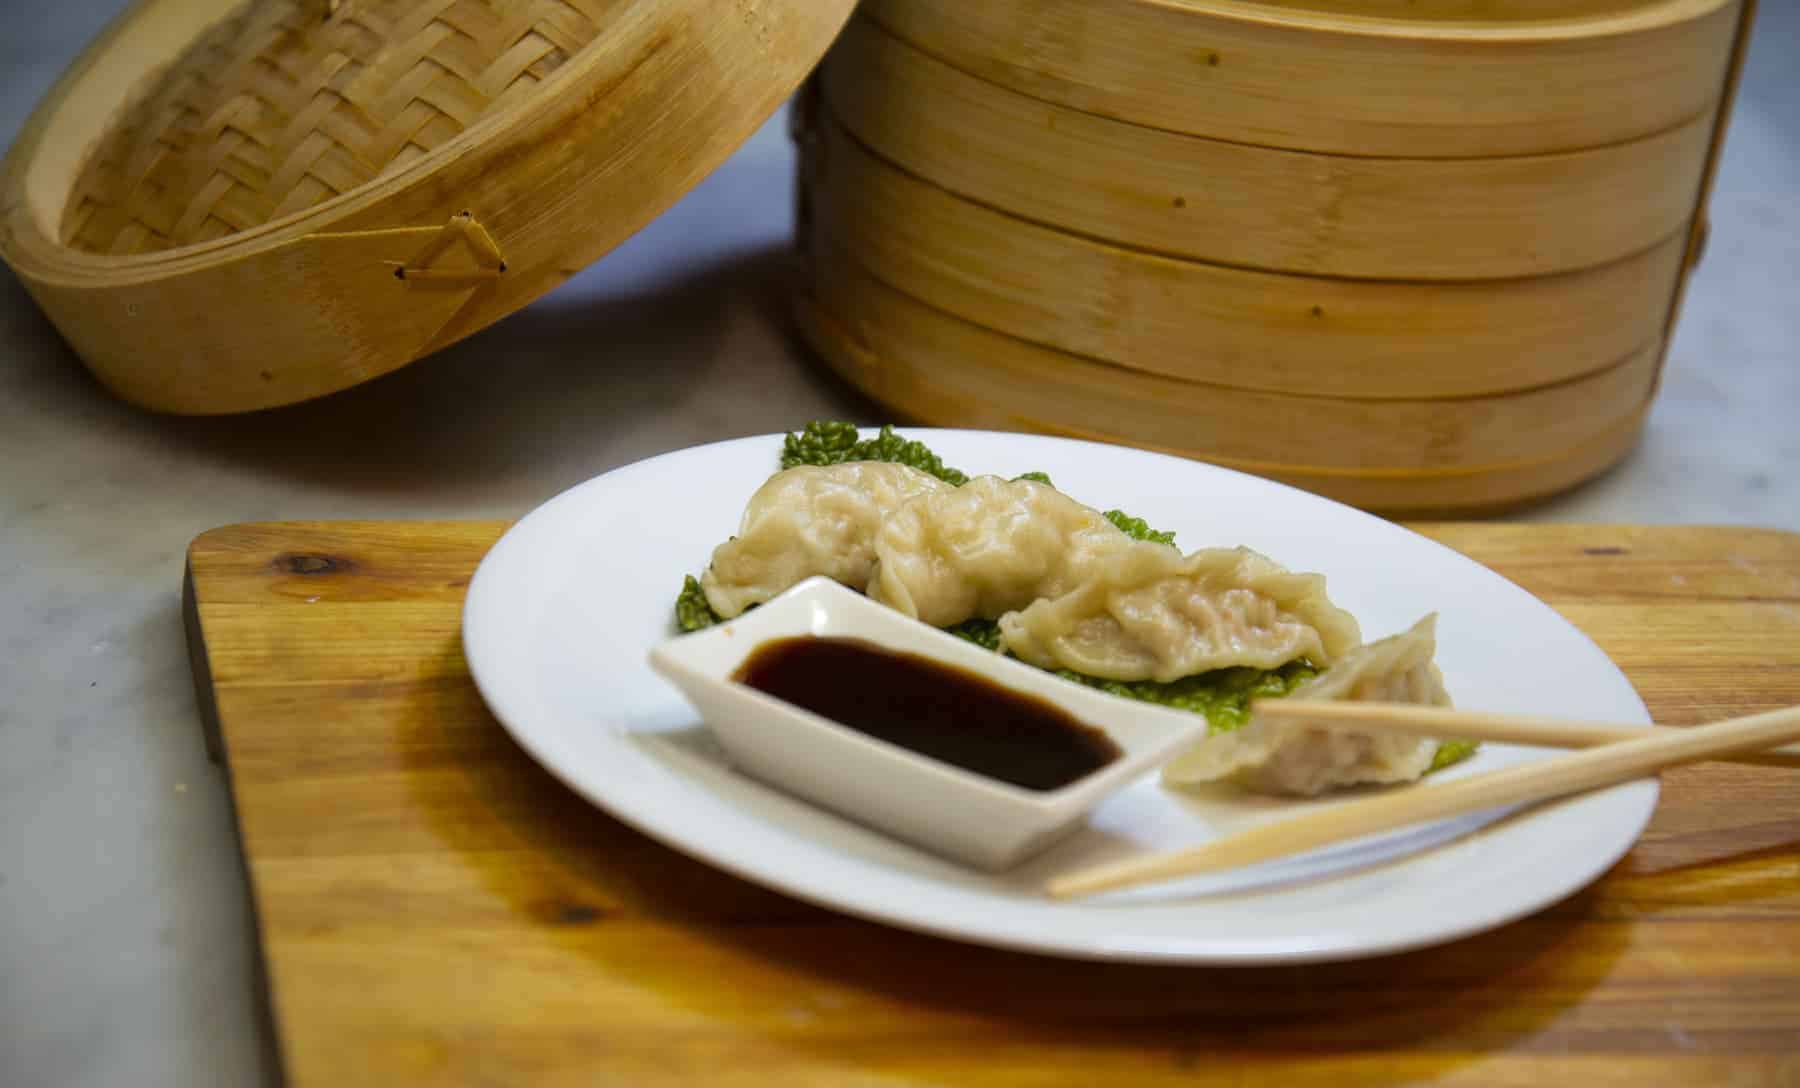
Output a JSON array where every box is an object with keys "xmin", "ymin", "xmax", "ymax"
[
  {"xmin": 63, "ymin": 1, "xmax": 618, "ymax": 255},
  {"xmin": 1, "ymin": 0, "xmax": 858, "ymax": 412}
]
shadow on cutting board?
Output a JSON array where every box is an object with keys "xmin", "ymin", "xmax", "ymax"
[{"xmin": 392, "ymin": 665, "xmax": 1628, "ymax": 1079}]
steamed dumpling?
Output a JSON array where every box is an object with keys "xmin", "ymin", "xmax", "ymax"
[
  {"xmin": 998, "ymin": 546, "xmax": 1362, "ymax": 683},
  {"xmin": 867, "ymin": 476, "xmax": 1148, "ymax": 626},
  {"xmin": 1162, "ymin": 614, "xmax": 1450, "ymax": 796},
  {"xmin": 700, "ymin": 462, "xmax": 949, "ymax": 618}
]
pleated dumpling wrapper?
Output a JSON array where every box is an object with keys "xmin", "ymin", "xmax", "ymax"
[
  {"xmin": 1162, "ymin": 614, "xmax": 1451, "ymax": 797},
  {"xmin": 868, "ymin": 475, "xmax": 1145, "ymax": 626},
  {"xmin": 998, "ymin": 545, "xmax": 1363, "ymax": 683},
  {"xmin": 701, "ymin": 462, "xmax": 948, "ymax": 619}
]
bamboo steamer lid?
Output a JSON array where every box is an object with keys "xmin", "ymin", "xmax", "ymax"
[
  {"xmin": 0, "ymin": 0, "xmax": 857, "ymax": 414},
  {"xmin": 862, "ymin": 0, "xmax": 1741, "ymax": 158},
  {"xmin": 809, "ymin": 115, "xmax": 1685, "ymax": 400}
]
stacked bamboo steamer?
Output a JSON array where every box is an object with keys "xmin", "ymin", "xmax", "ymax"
[{"xmin": 793, "ymin": 0, "xmax": 1753, "ymax": 513}]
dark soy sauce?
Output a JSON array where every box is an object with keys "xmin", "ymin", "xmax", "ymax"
[{"xmin": 732, "ymin": 636, "xmax": 1121, "ymax": 791}]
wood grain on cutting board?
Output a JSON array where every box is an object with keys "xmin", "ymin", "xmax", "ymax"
[{"xmin": 185, "ymin": 521, "xmax": 1800, "ymax": 1087}]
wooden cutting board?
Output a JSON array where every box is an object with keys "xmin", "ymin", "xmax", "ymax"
[{"xmin": 184, "ymin": 521, "xmax": 1800, "ymax": 1087}]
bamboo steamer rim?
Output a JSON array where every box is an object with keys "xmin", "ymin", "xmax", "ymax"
[
  {"xmin": 796, "ymin": 230, "xmax": 1656, "ymax": 475},
  {"xmin": 861, "ymin": 0, "xmax": 1741, "ymax": 159},
  {"xmin": 1023, "ymin": 408, "xmax": 1650, "ymax": 516},
  {"xmin": 794, "ymin": 289, "xmax": 1648, "ymax": 514},
  {"xmin": 1124, "ymin": 0, "xmax": 1726, "ymax": 40},
  {"xmin": 1150, "ymin": 0, "xmax": 1701, "ymax": 26},
  {"xmin": 803, "ymin": 113, "xmax": 1688, "ymax": 400},
  {"xmin": 822, "ymin": 17, "xmax": 1717, "ymax": 280}
]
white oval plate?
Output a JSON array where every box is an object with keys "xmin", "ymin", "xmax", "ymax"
[{"xmin": 462, "ymin": 429, "xmax": 1656, "ymax": 964}]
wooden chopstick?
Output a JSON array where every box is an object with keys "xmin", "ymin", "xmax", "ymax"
[
  {"xmin": 1253, "ymin": 700, "xmax": 1800, "ymax": 769},
  {"xmin": 1046, "ymin": 704, "xmax": 1800, "ymax": 900}
]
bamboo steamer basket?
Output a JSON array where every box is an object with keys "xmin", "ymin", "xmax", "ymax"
[
  {"xmin": 821, "ymin": 17, "xmax": 1718, "ymax": 281},
  {"xmin": 797, "ymin": 231, "xmax": 1658, "ymax": 492},
  {"xmin": 809, "ymin": 115, "xmax": 1685, "ymax": 400},
  {"xmin": 792, "ymin": 1, "xmax": 1756, "ymax": 511},
  {"xmin": 798, "ymin": 279, "xmax": 1649, "ymax": 516},
  {"xmin": 862, "ymin": 0, "xmax": 1742, "ymax": 157},
  {"xmin": 0, "ymin": 0, "xmax": 857, "ymax": 414},
  {"xmin": 795, "ymin": 246, "xmax": 1648, "ymax": 518}
]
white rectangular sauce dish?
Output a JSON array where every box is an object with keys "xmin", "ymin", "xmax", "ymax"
[{"xmin": 648, "ymin": 577, "xmax": 1217, "ymax": 870}]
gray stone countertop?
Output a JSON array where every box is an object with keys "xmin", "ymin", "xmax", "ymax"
[{"xmin": 2, "ymin": 3, "xmax": 1795, "ymax": 1085}]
